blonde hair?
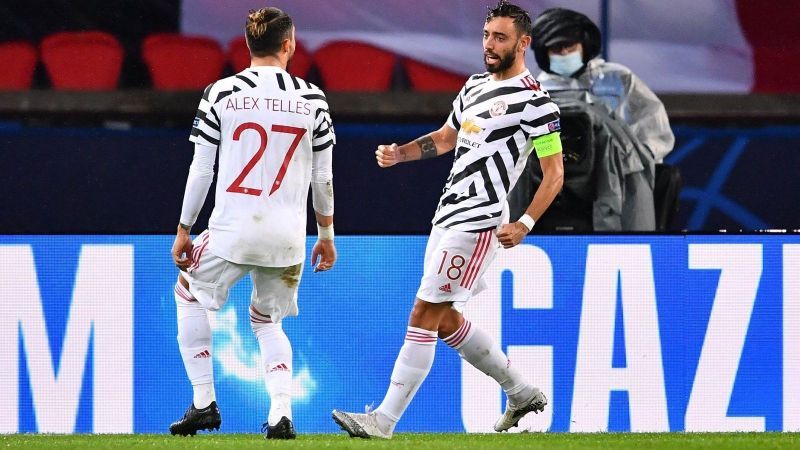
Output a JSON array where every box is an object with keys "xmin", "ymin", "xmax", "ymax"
[{"xmin": 246, "ymin": 9, "xmax": 271, "ymax": 40}]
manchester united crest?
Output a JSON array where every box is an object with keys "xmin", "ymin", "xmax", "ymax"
[{"xmin": 489, "ymin": 100, "xmax": 508, "ymax": 117}]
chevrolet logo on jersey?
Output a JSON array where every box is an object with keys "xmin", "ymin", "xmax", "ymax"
[{"xmin": 460, "ymin": 119, "xmax": 482, "ymax": 134}]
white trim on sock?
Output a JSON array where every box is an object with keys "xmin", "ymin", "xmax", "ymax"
[
  {"xmin": 442, "ymin": 319, "xmax": 475, "ymax": 349},
  {"xmin": 405, "ymin": 326, "xmax": 438, "ymax": 346}
]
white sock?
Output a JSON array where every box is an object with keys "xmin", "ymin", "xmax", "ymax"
[
  {"xmin": 193, "ymin": 383, "xmax": 215, "ymax": 409},
  {"xmin": 374, "ymin": 327, "xmax": 437, "ymax": 432},
  {"xmin": 443, "ymin": 319, "xmax": 533, "ymax": 405},
  {"xmin": 175, "ymin": 282, "xmax": 215, "ymax": 409},
  {"xmin": 251, "ymin": 307, "xmax": 293, "ymax": 426}
]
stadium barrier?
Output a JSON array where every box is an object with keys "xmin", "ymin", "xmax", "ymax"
[{"xmin": 2, "ymin": 124, "xmax": 800, "ymax": 233}]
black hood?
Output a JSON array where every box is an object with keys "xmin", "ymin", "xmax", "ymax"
[{"xmin": 531, "ymin": 8, "xmax": 601, "ymax": 75}]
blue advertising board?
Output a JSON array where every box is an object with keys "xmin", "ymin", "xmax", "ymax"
[{"xmin": 1, "ymin": 234, "xmax": 798, "ymax": 433}]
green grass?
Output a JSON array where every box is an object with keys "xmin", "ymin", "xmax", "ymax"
[{"xmin": 2, "ymin": 433, "xmax": 799, "ymax": 450}]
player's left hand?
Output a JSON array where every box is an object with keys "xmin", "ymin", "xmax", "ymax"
[
  {"xmin": 496, "ymin": 222, "xmax": 529, "ymax": 249},
  {"xmin": 311, "ymin": 239, "xmax": 337, "ymax": 272}
]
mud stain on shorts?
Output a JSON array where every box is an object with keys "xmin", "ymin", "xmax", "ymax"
[{"xmin": 281, "ymin": 263, "xmax": 302, "ymax": 288}]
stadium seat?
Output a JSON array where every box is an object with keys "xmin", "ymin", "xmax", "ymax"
[
  {"xmin": 402, "ymin": 59, "xmax": 465, "ymax": 92},
  {"xmin": 736, "ymin": 1, "xmax": 800, "ymax": 92},
  {"xmin": 41, "ymin": 31, "xmax": 123, "ymax": 90},
  {"xmin": 143, "ymin": 33, "xmax": 225, "ymax": 90},
  {"xmin": 0, "ymin": 41, "xmax": 37, "ymax": 90},
  {"xmin": 313, "ymin": 41, "xmax": 396, "ymax": 91},
  {"xmin": 227, "ymin": 36, "xmax": 250, "ymax": 73},
  {"xmin": 228, "ymin": 36, "xmax": 313, "ymax": 79}
]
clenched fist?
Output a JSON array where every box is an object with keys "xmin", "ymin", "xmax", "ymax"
[
  {"xmin": 496, "ymin": 222, "xmax": 529, "ymax": 249},
  {"xmin": 376, "ymin": 143, "xmax": 400, "ymax": 168}
]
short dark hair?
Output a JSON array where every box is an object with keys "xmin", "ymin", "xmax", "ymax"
[
  {"xmin": 486, "ymin": 1, "xmax": 532, "ymax": 36},
  {"xmin": 245, "ymin": 7, "xmax": 293, "ymax": 57}
]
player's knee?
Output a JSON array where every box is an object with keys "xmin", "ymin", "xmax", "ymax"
[
  {"xmin": 408, "ymin": 299, "xmax": 449, "ymax": 329},
  {"xmin": 408, "ymin": 300, "xmax": 430, "ymax": 324},
  {"xmin": 437, "ymin": 312, "xmax": 462, "ymax": 338}
]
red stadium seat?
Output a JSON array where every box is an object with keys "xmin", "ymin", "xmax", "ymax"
[
  {"xmin": 0, "ymin": 41, "xmax": 37, "ymax": 90},
  {"xmin": 143, "ymin": 33, "xmax": 225, "ymax": 90},
  {"xmin": 228, "ymin": 36, "xmax": 250, "ymax": 73},
  {"xmin": 41, "ymin": 31, "xmax": 123, "ymax": 90},
  {"xmin": 736, "ymin": 1, "xmax": 800, "ymax": 93},
  {"xmin": 228, "ymin": 36, "xmax": 313, "ymax": 79},
  {"xmin": 288, "ymin": 41, "xmax": 313, "ymax": 79},
  {"xmin": 313, "ymin": 41, "xmax": 396, "ymax": 91},
  {"xmin": 403, "ymin": 59, "xmax": 465, "ymax": 92}
]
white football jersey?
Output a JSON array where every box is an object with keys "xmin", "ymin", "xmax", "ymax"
[
  {"xmin": 189, "ymin": 66, "xmax": 334, "ymax": 267},
  {"xmin": 434, "ymin": 69, "xmax": 560, "ymax": 232}
]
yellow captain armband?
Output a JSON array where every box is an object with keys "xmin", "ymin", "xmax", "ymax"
[{"xmin": 532, "ymin": 132, "xmax": 562, "ymax": 158}]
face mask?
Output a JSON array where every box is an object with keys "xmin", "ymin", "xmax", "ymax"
[{"xmin": 549, "ymin": 50, "xmax": 584, "ymax": 77}]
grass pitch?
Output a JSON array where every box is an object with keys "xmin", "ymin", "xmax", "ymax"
[{"xmin": 2, "ymin": 433, "xmax": 799, "ymax": 450}]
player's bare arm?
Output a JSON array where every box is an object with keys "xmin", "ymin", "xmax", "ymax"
[
  {"xmin": 375, "ymin": 123, "xmax": 457, "ymax": 168},
  {"xmin": 311, "ymin": 211, "xmax": 337, "ymax": 272},
  {"xmin": 497, "ymin": 151, "xmax": 563, "ymax": 248}
]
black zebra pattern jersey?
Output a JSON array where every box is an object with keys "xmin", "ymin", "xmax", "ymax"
[
  {"xmin": 432, "ymin": 69, "xmax": 561, "ymax": 232},
  {"xmin": 187, "ymin": 65, "xmax": 335, "ymax": 267},
  {"xmin": 190, "ymin": 66, "xmax": 334, "ymax": 153}
]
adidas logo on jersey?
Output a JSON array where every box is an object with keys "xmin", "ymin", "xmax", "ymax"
[{"xmin": 439, "ymin": 283, "xmax": 452, "ymax": 293}]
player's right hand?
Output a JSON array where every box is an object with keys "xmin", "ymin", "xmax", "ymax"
[
  {"xmin": 171, "ymin": 228, "xmax": 193, "ymax": 271},
  {"xmin": 376, "ymin": 143, "xmax": 399, "ymax": 168},
  {"xmin": 496, "ymin": 222, "xmax": 528, "ymax": 249}
]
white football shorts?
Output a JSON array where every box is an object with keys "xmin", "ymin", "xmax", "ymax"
[
  {"xmin": 416, "ymin": 226, "xmax": 498, "ymax": 306},
  {"xmin": 179, "ymin": 230, "xmax": 303, "ymax": 323}
]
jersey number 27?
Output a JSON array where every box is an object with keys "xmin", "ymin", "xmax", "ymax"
[{"xmin": 227, "ymin": 122, "xmax": 306, "ymax": 196}]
